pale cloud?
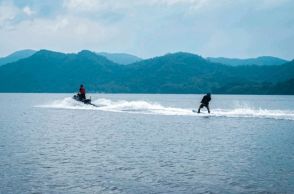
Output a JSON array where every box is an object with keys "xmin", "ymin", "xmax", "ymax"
[
  {"xmin": 49, "ymin": 17, "xmax": 69, "ymax": 31},
  {"xmin": 0, "ymin": 13, "xmax": 123, "ymax": 55},
  {"xmin": 0, "ymin": 0, "xmax": 294, "ymax": 59},
  {"xmin": 0, "ymin": 1, "xmax": 19, "ymax": 24},
  {"xmin": 23, "ymin": 6, "xmax": 34, "ymax": 16},
  {"xmin": 64, "ymin": 0, "xmax": 101, "ymax": 11},
  {"xmin": 258, "ymin": 0, "xmax": 291, "ymax": 9}
]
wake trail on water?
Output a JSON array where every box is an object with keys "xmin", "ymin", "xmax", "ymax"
[{"xmin": 37, "ymin": 97, "xmax": 294, "ymax": 121}]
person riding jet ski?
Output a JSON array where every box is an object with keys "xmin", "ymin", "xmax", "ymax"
[
  {"xmin": 78, "ymin": 84, "xmax": 86, "ymax": 101},
  {"xmin": 73, "ymin": 84, "xmax": 95, "ymax": 105}
]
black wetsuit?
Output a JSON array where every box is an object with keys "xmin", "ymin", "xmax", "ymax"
[{"xmin": 198, "ymin": 94, "xmax": 211, "ymax": 113}]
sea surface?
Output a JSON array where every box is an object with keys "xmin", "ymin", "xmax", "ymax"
[{"xmin": 0, "ymin": 93, "xmax": 294, "ymax": 194}]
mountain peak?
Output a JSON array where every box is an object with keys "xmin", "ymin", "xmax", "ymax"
[
  {"xmin": 0, "ymin": 49, "xmax": 36, "ymax": 66},
  {"xmin": 96, "ymin": 52, "xmax": 142, "ymax": 65},
  {"xmin": 31, "ymin": 50, "xmax": 66, "ymax": 59},
  {"xmin": 8, "ymin": 49, "xmax": 36, "ymax": 57},
  {"xmin": 78, "ymin": 50, "xmax": 94, "ymax": 55},
  {"xmin": 36, "ymin": 49, "xmax": 64, "ymax": 55},
  {"xmin": 164, "ymin": 52, "xmax": 203, "ymax": 59}
]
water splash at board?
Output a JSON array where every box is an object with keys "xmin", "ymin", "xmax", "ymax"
[{"xmin": 37, "ymin": 97, "xmax": 294, "ymax": 121}]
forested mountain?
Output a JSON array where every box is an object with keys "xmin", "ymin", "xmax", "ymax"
[{"xmin": 0, "ymin": 50, "xmax": 293, "ymax": 94}]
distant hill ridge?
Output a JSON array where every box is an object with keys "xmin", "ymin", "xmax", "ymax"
[
  {"xmin": 96, "ymin": 52, "xmax": 142, "ymax": 65},
  {"xmin": 1, "ymin": 49, "xmax": 290, "ymax": 67},
  {"xmin": 0, "ymin": 49, "xmax": 36, "ymax": 66},
  {"xmin": 0, "ymin": 49, "xmax": 293, "ymax": 94},
  {"xmin": 207, "ymin": 56, "xmax": 289, "ymax": 66},
  {"xmin": 0, "ymin": 50, "xmax": 142, "ymax": 66}
]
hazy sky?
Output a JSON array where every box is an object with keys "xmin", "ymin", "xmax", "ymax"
[{"xmin": 0, "ymin": 0, "xmax": 294, "ymax": 59}]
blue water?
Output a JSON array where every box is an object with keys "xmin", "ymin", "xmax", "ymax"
[{"xmin": 0, "ymin": 93, "xmax": 294, "ymax": 193}]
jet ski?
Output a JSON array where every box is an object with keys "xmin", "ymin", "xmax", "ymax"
[{"xmin": 73, "ymin": 94, "xmax": 96, "ymax": 106}]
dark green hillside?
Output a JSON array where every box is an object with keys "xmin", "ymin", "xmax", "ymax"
[
  {"xmin": 0, "ymin": 50, "xmax": 293, "ymax": 94},
  {"xmin": 123, "ymin": 52, "xmax": 234, "ymax": 93},
  {"xmin": 0, "ymin": 50, "xmax": 123, "ymax": 92}
]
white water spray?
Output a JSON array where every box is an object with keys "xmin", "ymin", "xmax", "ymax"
[{"xmin": 37, "ymin": 97, "xmax": 294, "ymax": 121}]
